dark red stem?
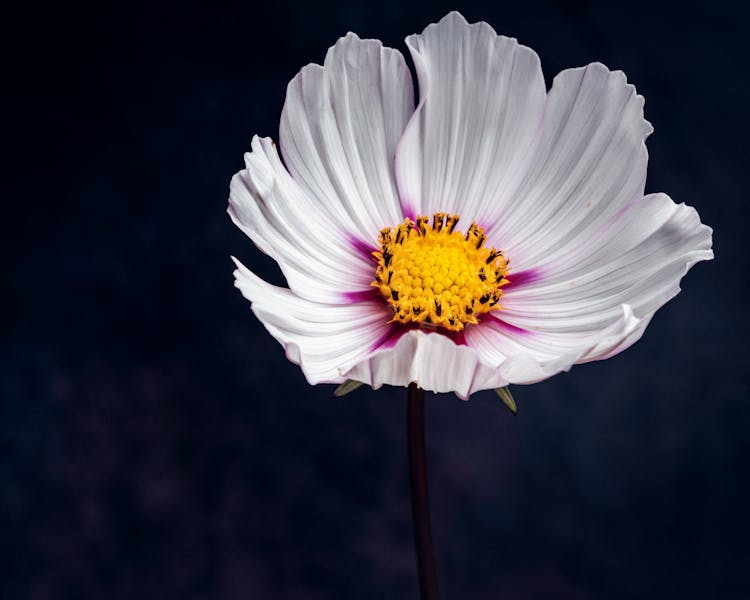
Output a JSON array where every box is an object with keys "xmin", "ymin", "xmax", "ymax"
[{"xmin": 407, "ymin": 382, "xmax": 440, "ymax": 600}]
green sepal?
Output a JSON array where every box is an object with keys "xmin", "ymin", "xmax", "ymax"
[
  {"xmin": 494, "ymin": 386, "xmax": 517, "ymax": 415},
  {"xmin": 333, "ymin": 380, "xmax": 365, "ymax": 397}
]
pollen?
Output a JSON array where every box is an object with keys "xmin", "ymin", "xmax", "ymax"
[{"xmin": 372, "ymin": 213, "xmax": 510, "ymax": 332}]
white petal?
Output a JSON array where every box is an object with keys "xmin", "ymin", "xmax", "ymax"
[
  {"xmin": 497, "ymin": 193, "xmax": 713, "ymax": 360},
  {"xmin": 342, "ymin": 329, "xmax": 508, "ymax": 399},
  {"xmin": 233, "ymin": 258, "xmax": 392, "ymax": 384},
  {"xmin": 229, "ymin": 136, "xmax": 376, "ymax": 304},
  {"xmin": 341, "ymin": 306, "xmax": 643, "ymax": 397},
  {"xmin": 280, "ymin": 33, "xmax": 414, "ymax": 240},
  {"xmin": 395, "ymin": 11, "xmax": 546, "ymax": 223},
  {"xmin": 494, "ymin": 63, "xmax": 653, "ymax": 267},
  {"xmin": 463, "ymin": 305, "xmax": 644, "ymax": 385}
]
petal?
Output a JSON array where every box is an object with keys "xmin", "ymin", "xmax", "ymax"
[
  {"xmin": 499, "ymin": 193, "xmax": 713, "ymax": 360},
  {"xmin": 395, "ymin": 11, "xmax": 546, "ymax": 223},
  {"xmin": 341, "ymin": 307, "xmax": 643, "ymax": 398},
  {"xmin": 233, "ymin": 258, "xmax": 392, "ymax": 384},
  {"xmin": 342, "ymin": 329, "xmax": 508, "ymax": 399},
  {"xmin": 494, "ymin": 63, "xmax": 653, "ymax": 267},
  {"xmin": 280, "ymin": 33, "xmax": 414, "ymax": 240},
  {"xmin": 229, "ymin": 136, "xmax": 376, "ymax": 304},
  {"xmin": 463, "ymin": 305, "xmax": 643, "ymax": 385}
]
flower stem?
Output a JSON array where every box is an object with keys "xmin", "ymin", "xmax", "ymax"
[{"xmin": 407, "ymin": 382, "xmax": 440, "ymax": 600}]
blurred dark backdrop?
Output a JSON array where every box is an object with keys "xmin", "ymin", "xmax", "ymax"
[{"xmin": 4, "ymin": 0, "xmax": 749, "ymax": 598}]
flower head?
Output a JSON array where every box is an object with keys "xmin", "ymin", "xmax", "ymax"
[{"xmin": 229, "ymin": 11, "xmax": 713, "ymax": 399}]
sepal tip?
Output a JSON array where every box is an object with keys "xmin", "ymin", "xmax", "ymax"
[
  {"xmin": 494, "ymin": 386, "xmax": 517, "ymax": 415},
  {"xmin": 333, "ymin": 379, "xmax": 366, "ymax": 397}
]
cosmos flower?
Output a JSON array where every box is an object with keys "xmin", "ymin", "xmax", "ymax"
[{"xmin": 229, "ymin": 11, "xmax": 713, "ymax": 399}]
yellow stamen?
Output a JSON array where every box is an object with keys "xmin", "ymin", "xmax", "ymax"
[{"xmin": 372, "ymin": 213, "xmax": 509, "ymax": 332}]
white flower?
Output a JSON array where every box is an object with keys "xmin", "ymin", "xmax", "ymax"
[{"xmin": 229, "ymin": 11, "xmax": 713, "ymax": 399}]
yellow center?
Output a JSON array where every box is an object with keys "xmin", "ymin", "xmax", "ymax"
[{"xmin": 372, "ymin": 213, "xmax": 509, "ymax": 332}]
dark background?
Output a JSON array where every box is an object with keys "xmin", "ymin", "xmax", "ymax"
[{"xmin": 5, "ymin": 0, "xmax": 749, "ymax": 598}]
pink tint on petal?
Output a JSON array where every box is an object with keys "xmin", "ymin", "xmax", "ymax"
[
  {"xmin": 400, "ymin": 203, "xmax": 417, "ymax": 222},
  {"xmin": 342, "ymin": 288, "xmax": 382, "ymax": 303},
  {"xmin": 505, "ymin": 268, "xmax": 543, "ymax": 288},
  {"xmin": 482, "ymin": 315, "xmax": 535, "ymax": 337},
  {"xmin": 371, "ymin": 323, "xmax": 411, "ymax": 351},
  {"xmin": 368, "ymin": 322, "xmax": 469, "ymax": 352},
  {"xmin": 451, "ymin": 329, "xmax": 468, "ymax": 346},
  {"xmin": 349, "ymin": 237, "xmax": 379, "ymax": 262}
]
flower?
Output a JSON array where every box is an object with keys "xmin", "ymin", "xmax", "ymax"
[{"xmin": 229, "ymin": 11, "xmax": 713, "ymax": 399}]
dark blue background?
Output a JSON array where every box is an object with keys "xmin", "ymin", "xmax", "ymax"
[{"xmin": 5, "ymin": 0, "xmax": 749, "ymax": 598}]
